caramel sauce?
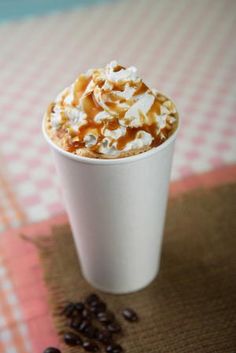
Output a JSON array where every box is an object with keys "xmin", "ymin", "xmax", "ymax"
[
  {"xmin": 51, "ymin": 65, "xmax": 177, "ymax": 155},
  {"xmin": 63, "ymin": 88, "xmax": 176, "ymax": 154},
  {"xmin": 112, "ymin": 82, "xmax": 126, "ymax": 91},
  {"xmin": 172, "ymin": 113, "xmax": 179, "ymax": 132},
  {"xmin": 47, "ymin": 102, "xmax": 55, "ymax": 115},
  {"xmin": 60, "ymin": 111, "xmax": 68, "ymax": 123},
  {"xmin": 66, "ymin": 120, "xmax": 103, "ymax": 153},
  {"xmin": 116, "ymin": 123, "xmax": 161, "ymax": 151},
  {"xmin": 82, "ymin": 93, "xmax": 103, "ymax": 119},
  {"xmin": 119, "ymin": 110, "xmax": 126, "ymax": 120},
  {"xmin": 106, "ymin": 118, "xmax": 120, "ymax": 130},
  {"xmin": 109, "ymin": 93, "xmax": 120, "ymax": 102},
  {"xmin": 72, "ymin": 75, "xmax": 91, "ymax": 107},
  {"xmin": 148, "ymin": 98, "xmax": 161, "ymax": 118},
  {"xmin": 117, "ymin": 127, "xmax": 140, "ymax": 150},
  {"xmin": 146, "ymin": 123, "xmax": 163, "ymax": 148},
  {"xmin": 113, "ymin": 65, "xmax": 124, "ymax": 72},
  {"xmin": 96, "ymin": 79, "xmax": 105, "ymax": 88},
  {"xmin": 156, "ymin": 94, "xmax": 167, "ymax": 103},
  {"xmin": 92, "ymin": 92, "xmax": 102, "ymax": 110},
  {"xmin": 106, "ymin": 101, "xmax": 126, "ymax": 115},
  {"xmin": 151, "ymin": 135, "xmax": 163, "ymax": 148},
  {"xmin": 66, "ymin": 140, "xmax": 84, "ymax": 152},
  {"xmin": 60, "ymin": 90, "xmax": 70, "ymax": 107},
  {"xmin": 134, "ymin": 82, "xmax": 148, "ymax": 96},
  {"xmin": 78, "ymin": 122, "xmax": 101, "ymax": 141},
  {"xmin": 146, "ymin": 123, "xmax": 159, "ymax": 137},
  {"xmin": 106, "ymin": 102, "xmax": 117, "ymax": 110}
]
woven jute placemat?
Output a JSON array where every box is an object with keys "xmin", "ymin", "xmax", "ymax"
[{"xmin": 38, "ymin": 183, "xmax": 236, "ymax": 353}]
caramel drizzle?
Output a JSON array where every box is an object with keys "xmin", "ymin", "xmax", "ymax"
[
  {"xmin": 72, "ymin": 75, "xmax": 91, "ymax": 107},
  {"xmin": 83, "ymin": 93, "xmax": 103, "ymax": 119},
  {"xmin": 116, "ymin": 123, "xmax": 162, "ymax": 151},
  {"xmin": 133, "ymin": 82, "xmax": 149, "ymax": 96},
  {"xmin": 47, "ymin": 102, "xmax": 55, "ymax": 115},
  {"xmin": 57, "ymin": 69, "xmax": 177, "ymax": 154}
]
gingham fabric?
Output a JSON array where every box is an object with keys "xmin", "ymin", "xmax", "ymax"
[{"xmin": 0, "ymin": 0, "xmax": 236, "ymax": 231}]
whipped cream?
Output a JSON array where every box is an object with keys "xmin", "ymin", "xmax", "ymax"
[{"xmin": 45, "ymin": 61, "xmax": 178, "ymax": 158}]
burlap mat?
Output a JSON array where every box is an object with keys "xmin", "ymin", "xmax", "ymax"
[{"xmin": 38, "ymin": 183, "xmax": 236, "ymax": 353}]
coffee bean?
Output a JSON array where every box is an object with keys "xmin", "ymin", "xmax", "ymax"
[
  {"xmin": 97, "ymin": 312, "xmax": 114, "ymax": 325},
  {"xmin": 84, "ymin": 325, "xmax": 99, "ymax": 339},
  {"xmin": 75, "ymin": 302, "xmax": 85, "ymax": 312},
  {"xmin": 64, "ymin": 332, "xmax": 82, "ymax": 346},
  {"xmin": 70, "ymin": 317, "xmax": 82, "ymax": 330},
  {"xmin": 82, "ymin": 308, "xmax": 92, "ymax": 320},
  {"xmin": 86, "ymin": 293, "xmax": 100, "ymax": 306},
  {"xmin": 122, "ymin": 308, "xmax": 138, "ymax": 322},
  {"xmin": 61, "ymin": 303, "xmax": 76, "ymax": 318},
  {"xmin": 43, "ymin": 347, "xmax": 61, "ymax": 353},
  {"xmin": 91, "ymin": 301, "xmax": 107, "ymax": 314},
  {"xmin": 97, "ymin": 330, "xmax": 112, "ymax": 344},
  {"xmin": 79, "ymin": 320, "xmax": 91, "ymax": 333},
  {"xmin": 106, "ymin": 343, "xmax": 123, "ymax": 353},
  {"xmin": 83, "ymin": 341, "xmax": 100, "ymax": 352},
  {"xmin": 107, "ymin": 322, "xmax": 122, "ymax": 334}
]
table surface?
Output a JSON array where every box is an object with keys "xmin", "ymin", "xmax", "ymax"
[{"xmin": 0, "ymin": 1, "xmax": 236, "ymax": 351}]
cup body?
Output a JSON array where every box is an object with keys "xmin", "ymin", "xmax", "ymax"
[{"xmin": 43, "ymin": 123, "xmax": 178, "ymax": 294}]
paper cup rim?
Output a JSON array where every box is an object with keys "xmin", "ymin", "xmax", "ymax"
[{"xmin": 42, "ymin": 114, "xmax": 180, "ymax": 166}]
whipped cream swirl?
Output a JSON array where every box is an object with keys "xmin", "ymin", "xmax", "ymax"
[{"xmin": 45, "ymin": 61, "xmax": 178, "ymax": 158}]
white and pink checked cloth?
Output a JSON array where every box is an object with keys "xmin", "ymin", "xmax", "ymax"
[{"xmin": 0, "ymin": 0, "xmax": 236, "ymax": 231}]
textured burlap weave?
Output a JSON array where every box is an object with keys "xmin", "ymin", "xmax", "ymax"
[{"xmin": 38, "ymin": 184, "xmax": 236, "ymax": 353}]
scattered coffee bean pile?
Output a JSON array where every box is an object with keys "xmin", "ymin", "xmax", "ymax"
[{"xmin": 43, "ymin": 293, "xmax": 139, "ymax": 353}]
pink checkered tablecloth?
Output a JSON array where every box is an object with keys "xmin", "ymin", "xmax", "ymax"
[{"xmin": 0, "ymin": 0, "xmax": 236, "ymax": 351}]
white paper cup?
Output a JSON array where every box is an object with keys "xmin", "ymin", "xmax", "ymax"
[{"xmin": 43, "ymin": 120, "xmax": 179, "ymax": 294}]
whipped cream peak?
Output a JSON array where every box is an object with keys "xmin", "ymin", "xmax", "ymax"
[
  {"xmin": 106, "ymin": 60, "xmax": 139, "ymax": 83},
  {"xmin": 45, "ymin": 61, "xmax": 178, "ymax": 158},
  {"xmin": 122, "ymin": 92, "xmax": 155, "ymax": 128}
]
